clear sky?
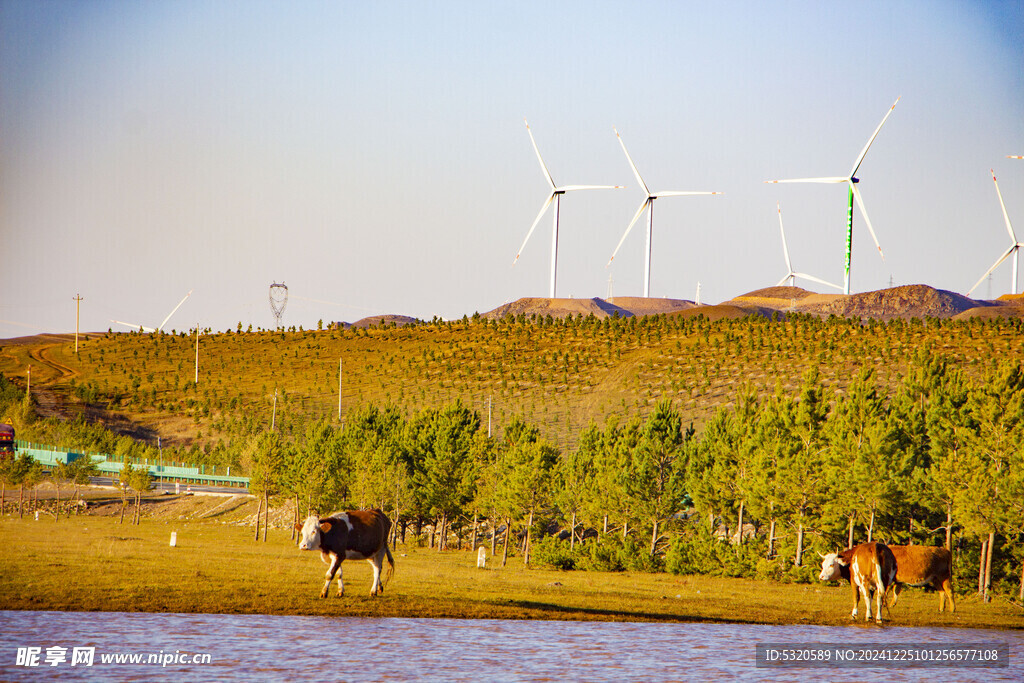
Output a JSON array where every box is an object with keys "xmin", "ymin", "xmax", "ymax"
[{"xmin": 1, "ymin": 0, "xmax": 1022, "ymax": 338}]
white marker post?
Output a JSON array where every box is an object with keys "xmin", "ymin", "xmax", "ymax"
[
  {"xmin": 170, "ymin": 531, "xmax": 177, "ymax": 547},
  {"xmin": 477, "ymin": 546, "xmax": 487, "ymax": 568}
]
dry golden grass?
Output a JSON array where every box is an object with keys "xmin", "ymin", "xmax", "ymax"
[{"xmin": 1, "ymin": 515, "xmax": 1020, "ymax": 629}]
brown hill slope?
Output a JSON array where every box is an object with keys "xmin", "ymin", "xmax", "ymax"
[
  {"xmin": 606, "ymin": 297, "xmax": 695, "ymax": 316},
  {"xmin": 793, "ymin": 285, "xmax": 986, "ymax": 321},
  {"xmin": 726, "ymin": 284, "xmax": 1000, "ymax": 321},
  {"xmin": 347, "ymin": 315, "xmax": 420, "ymax": 329},
  {"xmin": 483, "ymin": 297, "xmax": 632, "ymax": 320}
]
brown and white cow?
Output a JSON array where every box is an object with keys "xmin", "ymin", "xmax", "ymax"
[
  {"xmin": 295, "ymin": 509, "xmax": 395, "ymax": 598},
  {"xmin": 823, "ymin": 544, "xmax": 956, "ymax": 614},
  {"xmin": 887, "ymin": 545, "xmax": 955, "ymax": 613},
  {"xmin": 818, "ymin": 541, "xmax": 897, "ymax": 624}
]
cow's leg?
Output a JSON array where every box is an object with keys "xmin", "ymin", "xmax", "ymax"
[
  {"xmin": 368, "ymin": 551, "xmax": 383, "ymax": 596},
  {"xmin": 334, "ymin": 563, "xmax": 345, "ymax": 597},
  {"xmin": 850, "ymin": 581, "xmax": 860, "ymax": 620},
  {"xmin": 941, "ymin": 578, "xmax": 956, "ymax": 613},
  {"xmin": 321, "ymin": 554, "xmax": 342, "ymax": 599},
  {"xmin": 873, "ymin": 564, "xmax": 884, "ymax": 624},
  {"xmin": 890, "ymin": 583, "xmax": 902, "ymax": 608}
]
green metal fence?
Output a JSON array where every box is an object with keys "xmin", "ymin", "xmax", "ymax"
[{"xmin": 15, "ymin": 441, "xmax": 250, "ymax": 489}]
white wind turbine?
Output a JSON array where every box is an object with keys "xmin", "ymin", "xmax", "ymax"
[
  {"xmin": 968, "ymin": 170, "xmax": 1022, "ymax": 297},
  {"xmin": 775, "ymin": 203, "xmax": 843, "ymax": 290},
  {"xmin": 607, "ymin": 128, "xmax": 722, "ymax": 298},
  {"xmin": 513, "ymin": 120, "xmax": 622, "ymax": 298},
  {"xmin": 766, "ymin": 97, "xmax": 900, "ymax": 295},
  {"xmin": 111, "ymin": 289, "xmax": 194, "ymax": 333}
]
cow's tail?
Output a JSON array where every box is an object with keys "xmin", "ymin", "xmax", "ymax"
[{"xmin": 383, "ymin": 544, "xmax": 396, "ymax": 587}]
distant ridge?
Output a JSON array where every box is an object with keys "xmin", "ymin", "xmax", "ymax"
[
  {"xmin": 327, "ymin": 287, "xmax": 1024, "ymax": 332},
  {"xmin": 483, "ymin": 297, "xmax": 633, "ymax": 320},
  {"xmin": 793, "ymin": 285, "xmax": 989, "ymax": 321},
  {"xmin": 346, "ymin": 314, "xmax": 420, "ymax": 329},
  {"xmin": 477, "ymin": 286, "xmax": 1024, "ymax": 325},
  {"xmin": 606, "ymin": 297, "xmax": 695, "ymax": 316},
  {"xmin": 667, "ymin": 304, "xmax": 778, "ymax": 321}
]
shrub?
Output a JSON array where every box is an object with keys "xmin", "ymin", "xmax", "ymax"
[
  {"xmin": 665, "ymin": 526, "xmax": 767, "ymax": 578},
  {"xmin": 531, "ymin": 535, "xmax": 579, "ymax": 570},
  {"xmin": 577, "ymin": 538, "xmax": 626, "ymax": 572}
]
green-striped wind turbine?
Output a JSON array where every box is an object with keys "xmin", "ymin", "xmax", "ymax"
[{"xmin": 765, "ymin": 98, "xmax": 900, "ymax": 295}]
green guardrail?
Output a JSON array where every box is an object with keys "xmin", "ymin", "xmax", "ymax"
[{"xmin": 15, "ymin": 441, "xmax": 249, "ymax": 489}]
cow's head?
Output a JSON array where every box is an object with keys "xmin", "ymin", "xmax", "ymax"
[
  {"xmin": 296, "ymin": 515, "xmax": 332, "ymax": 551},
  {"xmin": 818, "ymin": 551, "xmax": 846, "ymax": 582}
]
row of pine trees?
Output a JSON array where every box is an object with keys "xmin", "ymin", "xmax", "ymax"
[{"xmin": 243, "ymin": 352, "xmax": 1024, "ymax": 601}]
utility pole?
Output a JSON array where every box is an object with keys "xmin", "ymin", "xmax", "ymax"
[
  {"xmin": 271, "ymin": 389, "xmax": 278, "ymax": 431},
  {"xmin": 73, "ymin": 294, "xmax": 83, "ymax": 354},
  {"xmin": 487, "ymin": 396, "xmax": 492, "ymax": 438},
  {"xmin": 27, "ymin": 366, "xmax": 31, "ymax": 396},
  {"xmin": 194, "ymin": 325, "xmax": 200, "ymax": 385},
  {"xmin": 338, "ymin": 358, "xmax": 343, "ymax": 420}
]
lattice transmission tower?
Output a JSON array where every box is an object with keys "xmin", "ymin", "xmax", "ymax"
[{"xmin": 269, "ymin": 282, "xmax": 288, "ymax": 329}]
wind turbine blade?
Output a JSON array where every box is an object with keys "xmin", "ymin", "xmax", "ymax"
[
  {"xmin": 513, "ymin": 193, "xmax": 555, "ymax": 265},
  {"xmin": 764, "ymin": 177, "xmax": 847, "ymax": 184},
  {"xmin": 559, "ymin": 184, "xmax": 624, "ymax": 192},
  {"xmin": 613, "ymin": 128, "xmax": 651, "ymax": 197},
  {"xmin": 1007, "ymin": 155, "xmax": 1023, "ymax": 159},
  {"xmin": 777, "ymin": 202, "xmax": 793, "ymax": 274},
  {"xmin": 850, "ymin": 97, "xmax": 900, "ymax": 178},
  {"xmin": 524, "ymin": 119, "xmax": 556, "ymax": 190},
  {"xmin": 651, "ymin": 191, "xmax": 723, "ymax": 197},
  {"xmin": 607, "ymin": 198, "xmax": 651, "ymax": 266},
  {"xmin": 158, "ymin": 290, "xmax": 193, "ymax": 331},
  {"xmin": 991, "ymin": 169, "xmax": 1018, "ymax": 243},
  {"xmin": 967, "ymin": 246, "xmax": 1017, "ymax": 297},
  {"xmin": 851, "ymin": 183, "xmax": 885, "ymax": 262},
  {"xmin": 111, "ymin": 320, "xmax": 156, "ymax": 333},
  {"xmin": 794, "ymin": 273, "xmax": 844, "ymax": 291},
  {"xmin": 776, "ymin": 275, "xmax": 791, "ymax": 287}
]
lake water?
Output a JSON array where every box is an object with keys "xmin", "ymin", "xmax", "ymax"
[{"xmin": 0, "ymin": 611, "xmax": 1020, "ymax": 682}]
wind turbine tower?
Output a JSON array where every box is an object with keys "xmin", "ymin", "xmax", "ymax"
[
  {"xmin": 607, "ymin": 128, "xmax": 722, "ymax": 298},
  {"xmin": 513, "ymin": 119, "xmax": 622, "ymax": 298},
  {"xmin": 765, "ymin": 98, "xmax": 899, "ymax": 295}
]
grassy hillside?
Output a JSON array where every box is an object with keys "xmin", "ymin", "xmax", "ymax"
[{"xmin": 2, "ymin": 313, "xmax": 1023, "ymax": 460}]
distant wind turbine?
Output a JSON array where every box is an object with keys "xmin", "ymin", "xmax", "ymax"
[
  {"xmin": 607, "ymin": 128, "xmax": 722, "ymax": 298},
  {"xmin": 968, "ymin": 170, "xmax": 1022, "ymax": 297},
  {"xmin": 111, "ymin": 290, "xmax": 193, "ymax": 333},
  {"xmin": 513, "ymin": 119, "xmax": 622, "ymax": 298},
  {"xmin": 775, "ymin": 203, "xmax": 842, "ymax": 290},
  {"xmin": 766, "ymin": 97, "xmax": 900, "ymax": 295}
]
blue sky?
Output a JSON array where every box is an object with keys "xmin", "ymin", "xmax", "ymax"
[{"xmin": 1, "ymin": 0, "xmax": 1022, "ymax": 337}]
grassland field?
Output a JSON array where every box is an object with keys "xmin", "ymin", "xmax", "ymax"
[{"xmin": 1, "ymin": 495, "xmax": 1020, "ymax": 630}]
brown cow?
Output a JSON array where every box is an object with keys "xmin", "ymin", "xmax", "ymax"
[
  {"xmin": 295, "ymin": 509, "xmax": 395, "ymax": 598},
  {"xmin": 818, "ymin": 541, "xmax": 897, "ymax": 624},
  {"xmin": 825, "ymin": 544, "xmax": 956, "ymax": 614},
  {"xmin": 887, "ymin": 545, "xmax": 955, "ymax": 613}
]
